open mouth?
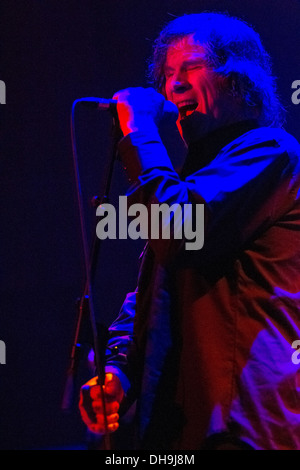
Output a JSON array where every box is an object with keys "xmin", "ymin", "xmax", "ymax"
[{"xmin": 178, "ymin": 101, "xmax": 198, "ymax": 118}]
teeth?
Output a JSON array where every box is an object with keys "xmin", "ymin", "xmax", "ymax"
[{"xmin": 178, "ymin": 101, "xmax": 198, "ymax": 109}]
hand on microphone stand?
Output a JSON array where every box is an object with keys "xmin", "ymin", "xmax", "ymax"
[{"xmin": 79, "ymin": 373, "xmax": 125, "ymax": 435}]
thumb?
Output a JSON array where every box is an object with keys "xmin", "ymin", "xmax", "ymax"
[{"xmin": 104, "ymin": 373, "xmax": 124, "ymax": 401}]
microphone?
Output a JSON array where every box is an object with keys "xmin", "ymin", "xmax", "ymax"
[
  {"xmin": 76, "ymin": 97, "xmax": 178, "ymax": 121},
  {"xmin": 77, "ymin": 97, "xmax": 119, "ymax": 111}
]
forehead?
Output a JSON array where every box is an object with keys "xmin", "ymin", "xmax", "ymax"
[{"xmin": 165, "ymin": 35, "xmax": 207, "ymax": 67}]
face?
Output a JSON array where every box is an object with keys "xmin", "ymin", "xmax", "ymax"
[{"xmin": 163, "ymin": 35, "xmax": 240, "ymax": 136}]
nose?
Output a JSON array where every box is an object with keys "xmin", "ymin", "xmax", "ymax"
[{"xmin": 171, "ymin": 71, "xmax": 192, "ymax": 94}]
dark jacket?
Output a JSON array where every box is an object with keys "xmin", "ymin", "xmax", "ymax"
[{"xmin": 106, "ymin": 118, "xmax": 300, "ymax": 450}]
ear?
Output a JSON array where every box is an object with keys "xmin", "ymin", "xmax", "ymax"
[{"xmin": 229, "ymin": 73, "xmax": 240, "ymax": 97}]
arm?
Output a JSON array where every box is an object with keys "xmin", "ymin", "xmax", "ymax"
[
  {"xmin": 114, "ymin": 89, "xmax": 300, "ymax": 264},
  {"xmin": 105, "ymin": 290, "xmax": 137, "ymax": 396},
  {"xmin": 79, "ymin": 290, "xmax": 138, "ymax": 434}
]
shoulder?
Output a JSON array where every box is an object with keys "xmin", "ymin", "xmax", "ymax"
[
  {"xmin": 218, "ymin": 126, "xmax": 300, "ymax": 171},
  {"xmin": 224, "ymin": 126, "xmax": 300, "ymax": 154}
]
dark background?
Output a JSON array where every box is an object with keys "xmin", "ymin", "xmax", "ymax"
[{"xmin": 0, "ymin": 0, "xmax": 299, "ymax": 450}]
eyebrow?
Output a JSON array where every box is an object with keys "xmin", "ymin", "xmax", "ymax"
[{"xmin": 164, "ymin": 56, "xmax": 207, "ymax": 72}]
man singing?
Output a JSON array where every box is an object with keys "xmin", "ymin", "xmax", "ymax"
[{"xmin": 79, "ymin": 12, "xmax": 300, "ymax": 450}]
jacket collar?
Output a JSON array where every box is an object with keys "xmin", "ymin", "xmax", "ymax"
[{"xmin": 180, "ymin": 116, "xmax": 259, "ymax": 178}]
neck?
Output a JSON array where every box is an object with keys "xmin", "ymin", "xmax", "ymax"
[
  {"xmin": 179, "ymin": 117, "xmax": 259, "ymax": 177},
  {"xmin": 179, "ymin": 112, "xmax": 251, "ymax": 146}
]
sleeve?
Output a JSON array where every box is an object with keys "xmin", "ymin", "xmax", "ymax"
[
  {"xmin": 105, "ymin": 290, "xmax": 137, "ymax": 395},
  {"xmin": 118, "ymin": 126, "xmax": 300, "ymax": 264}
]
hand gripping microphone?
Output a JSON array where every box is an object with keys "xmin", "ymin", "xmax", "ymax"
[{"xmin": 75, "ymin": 97, "xmax": 179, "ymax": 123}]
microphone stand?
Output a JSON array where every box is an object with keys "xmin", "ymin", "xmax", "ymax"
[{"xmin": 61, "ymin": 100, "xmax": 122, "ymax": 451}]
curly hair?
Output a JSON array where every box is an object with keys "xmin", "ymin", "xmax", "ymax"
[{"xmin": 147, "ymin": 12, "xmax": 286, "ymax": 127}]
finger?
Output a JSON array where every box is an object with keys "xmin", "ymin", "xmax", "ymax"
[
  {"xmin": 79, "ymin": 396, "xmax": 117, "ymax": 427},
  {"xmin": 89, "ymin": 382, "xmax": 115, "ymax": 400},
  {"xmin": 90, "ymin": 386, "xmax": 119, "ymax": 405},
  {"xmin": 89, "ymin": 384, "xmax": 103, "ymax": 400},
  {"xmin": 112, "ymin": 88, "xmax": 132, "ymax": 102},
  {"xmin": 92, "ymin": 399, "xmax": 120, "ymax": 415},
  {"xmin": 104, "ymin": 373, "xmax": 125, "ymax": 401},
  {"xmin": 95, "ymin": 412, "xmax": 119, "ymax": 426},
  {"xmin": 104, "ymin": 372, "xmax": 114, "ymax": 386},
  {"xmin": 89, "ymin": 376, "xmax": 121, "ymax": 402},
  {"xmin": 89, "ymin": 421, "xmax": 119, "ymax": 435},
  {"xmin": 104, "ymin": 375, "xmax": 118, "ymax": 396}
]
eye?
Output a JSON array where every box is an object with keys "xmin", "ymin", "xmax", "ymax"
[
  {"xmin": 165, "ymin": 70, "xmax": 174, "ymax": 80},
  {"xmin": 185, "ymin": 64, "xmax": 203, "ymax": 72}
]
